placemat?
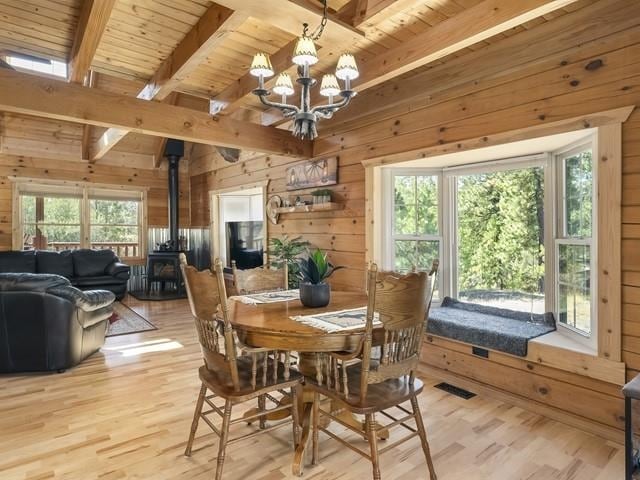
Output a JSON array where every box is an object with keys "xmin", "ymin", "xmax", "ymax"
[
  {"xmin": 230, "ymin": 289, "xmax": 300, "ymax": 304},
  {"xmin": 290, "ymin": 307, "xmax": 379, "ymax": 333}
]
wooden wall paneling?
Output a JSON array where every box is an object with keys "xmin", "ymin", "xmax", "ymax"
[
  {"xmin": 325, "ymin": 0, "xmax": 638, "ymax": 134},
  {"xmin": 420, "ymin": 342, "xmax": 625, "ymax": 434},
  {"xmin": 0, "ymin": 151, "xmax": 188, "ymax": 251},
  {"xmin": 315, "ymin": 36, "xmax": 640, "ymax": 157},
  {"xmin": 598, "ymin": 122, "xmax": 623, "ymax": 361},
  {"xmin": 328, "ymin": 77, "xmax": 639, "ymax": 166},
  {"xmin": 425, "ymin": 335, "xmax": 624, "ymax": 396}
]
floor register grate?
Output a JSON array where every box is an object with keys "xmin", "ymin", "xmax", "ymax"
[{"xmin": 433, "ymin": 382, "xmax": 477, "ymax": 400}]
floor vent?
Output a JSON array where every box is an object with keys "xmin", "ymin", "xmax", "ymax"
[{"xmin": 434, "ymin": 382, "xmax": 477, "ymax": 400}]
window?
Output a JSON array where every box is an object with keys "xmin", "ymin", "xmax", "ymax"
[
  {"xmin": 386, "ymin": 171, "xmax": 441, "ymax": 297},
  {"xmin": 22, "ymin": 191, "xmax": 82, "ymax": 250},
  {"xmin": 456, "ymin": 163, "xmax": 545, "ymax": 313},
  {"xmin": 89, "ymin": 190, "xmax": 144, "ymax": 258},
  {"xmin": 555, "ymin": 147, "xmax": 595, "ymax": 338},
  {"xmin": 382, "ymin": 136, "xmax": 597, "ymax": 346},
  {"xmin": 16, "ymin": 184, "xmax": 145, "ymax": 259},
  {"xmin": 6, "ymin": 55, "xmax": 67, "ymax": 78}
]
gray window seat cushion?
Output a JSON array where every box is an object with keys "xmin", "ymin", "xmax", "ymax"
[{"xmin": 427, "ymin": 297, "xmax": 556, "ymax": 357}]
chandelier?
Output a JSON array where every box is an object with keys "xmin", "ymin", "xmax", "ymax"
[{"xmin": 249, "ymin": 0, "xmax": 359, "ymax": 140}]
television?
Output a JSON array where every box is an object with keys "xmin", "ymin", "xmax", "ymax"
[{"xmin": 225, "ymin": 221, "xmax": 264, "ymax": 269}]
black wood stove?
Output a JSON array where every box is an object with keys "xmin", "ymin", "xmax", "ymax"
[{"xmin": 145, "ymin": 140, "xmax": 191, "ymax": 296}]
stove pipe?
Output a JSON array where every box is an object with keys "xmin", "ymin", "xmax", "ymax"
[{"xmin": 164, "ymin": 139, "xmax": 184, "ymax": 251}]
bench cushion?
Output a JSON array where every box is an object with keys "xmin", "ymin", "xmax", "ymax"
[{"xmin": 427, "ymin": 297, "xmax": 556, "ymax": 357}]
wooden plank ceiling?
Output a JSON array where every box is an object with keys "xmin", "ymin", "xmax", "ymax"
[{"xmin": 0, "ymin": 0, "xmax": 587, "ymax": 164}]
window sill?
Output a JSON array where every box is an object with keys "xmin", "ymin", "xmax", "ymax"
[
  {"xmin": 527, "ymin": 332, "xmax": 625, "ymax": 385},
  {"xmin": 530, "ymin": 331, "xmax": 595, "ymax": 356}
]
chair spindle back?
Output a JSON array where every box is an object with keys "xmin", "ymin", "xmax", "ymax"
[
  {"xmin": 360, "ymin": 261, "xmax": 439, "ymax": 402},
  {"xmin": 180, "ymin": 254, "xmax": 241, "ymax": 390},
  {"xmin": 232, "ymin": 261, "xmax": 288, "ymax": 295}
]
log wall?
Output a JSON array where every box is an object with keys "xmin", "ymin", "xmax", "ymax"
[{"xmin": 0, "ymin": 114, "xmax": 190, "ymax": 250}]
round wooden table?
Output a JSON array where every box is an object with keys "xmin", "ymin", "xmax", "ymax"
[
  {"xmin": 227, "ymin": 291, "xmax": 376, "ymax": 476},
  {"xmin": 229, "ymin": 291, "xmax": 369, "ymax": 355}
]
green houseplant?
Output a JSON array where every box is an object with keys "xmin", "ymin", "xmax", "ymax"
[
  {"xmin": 311, "ymin": 189, "xmax": 332, "ymax": 204},
  {"xmin": 297, "ymin": 249, "xmax": 344, "ymax": 307},
  {"xmin": 268, "ymin": 235, "xmax": 310, "ymax": 289}
]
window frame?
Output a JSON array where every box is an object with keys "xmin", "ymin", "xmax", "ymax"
[
  {"xmin": 13, "ymin": 182, "xmax": 147, "ymax": 261},
  {"xmin": 382, "ymin": 168, "xmax": 444, "ymax": 300},
  {"xmin": 553, "ymin": 141, "xmax": 597, "ymax": 348},
  {"xmin": 444, "ymin": 154, "xmax": 550, "ymax": 312},
  {"xmin": 381, "ymin": 138, "xmax": 597, "ymax": 347}
]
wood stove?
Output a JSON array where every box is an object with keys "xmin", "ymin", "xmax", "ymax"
[{"xmin": 145, "ymin": 139, "xmax": 189, "ymax": 297}]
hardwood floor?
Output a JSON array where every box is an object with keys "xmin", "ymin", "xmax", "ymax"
[{"xmin": 0, "ymin": 296, "xmax": 625, "ymax": 480}]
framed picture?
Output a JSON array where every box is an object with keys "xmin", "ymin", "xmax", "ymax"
[{"xmin": 285, "ymin": 157, "xmax": 338, "ymax": 191}]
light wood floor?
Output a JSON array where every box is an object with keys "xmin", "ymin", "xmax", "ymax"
[{"xmin": 0, "ymin": 296, "xmax": 625, "ymax": 480}]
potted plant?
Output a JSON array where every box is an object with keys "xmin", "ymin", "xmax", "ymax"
[
  {"xmin": 268, "ymin": 235, "xmax": 310, "ymax": 289},
  {"xmin": 297, "ymin": 249, "xmax": 344, "ymax": 308}
]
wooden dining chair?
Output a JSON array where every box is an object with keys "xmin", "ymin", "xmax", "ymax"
[
  {"xmin": 232, "ymin": 260, "xmax": 289, "ymax": 295},
  {"xmin": 180, "ymin": 255, "xmax": 303, "ymax": 480},
  {"xmin": 309, "ymin": 260, "xmax": 439, "ymax": 480},
  {"xmin": 364, "ymin": 263, "xmax": 423, "ymax": 293}
]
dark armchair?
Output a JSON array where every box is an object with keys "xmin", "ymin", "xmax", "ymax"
[{"xmin": 0, "ymin": 273, "xmax": 115, "ymax": 373}]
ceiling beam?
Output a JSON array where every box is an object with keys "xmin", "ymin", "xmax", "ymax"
[
  {"xmin": 92, "ymin": 4, "xmax": 248, "ymax": 161},
  {"xmin": 68, "ymin": 0, "xmax": 115, "ymax": 84},
  {"xmin": 0, "ymin": 69, "xmax": 311, "ymax": 158},
  {"xmin": 354, "ymin": 0, "xmax": 578, "ymax": 92},
  {"xmin": 338, "ymin": 0, "xmax": 404, "ymax": 27},
  {"xmin": 212, "ymin": 0, "xmax": 364, "ymax": 46}
]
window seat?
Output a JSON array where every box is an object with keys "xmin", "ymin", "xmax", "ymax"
[{"xmin": 427, "ymin": 297, "xmax": 556, "ymax": 357}]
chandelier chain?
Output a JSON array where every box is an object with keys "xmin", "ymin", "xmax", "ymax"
[{"xmin": 302, "ymin": 0, "xmax": 328, "ymax": 41}]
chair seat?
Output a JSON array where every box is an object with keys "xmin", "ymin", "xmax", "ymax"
[
  {"xmin": 199, "ymin": 355, "xmax": 303, "ymax": 401},
  {"xmin": 307, "ymin": 365, "xmax": 424, "ymax": 414}
]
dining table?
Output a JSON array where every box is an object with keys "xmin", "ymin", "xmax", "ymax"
[{"xmin": 227, "ymin": 290, "xmax": 386, "ymax": 476}]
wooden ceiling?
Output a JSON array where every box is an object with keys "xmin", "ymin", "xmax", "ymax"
[{"xmin": 0, "ymin": 0, "xmax": 589, "ymax": 164}]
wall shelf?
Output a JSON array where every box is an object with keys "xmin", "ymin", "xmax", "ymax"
[{"xmin": 274, "ymin": 202, "xmax": 343, "ymax": 214}]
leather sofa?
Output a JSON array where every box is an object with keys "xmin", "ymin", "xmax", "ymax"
[
  {"xmin": 0, "ymin": 249, "xmax": 130, "ymax": 300},
  {"xmin": 0, "ymin": 273, "xmax": 115, "ymax": 373}
]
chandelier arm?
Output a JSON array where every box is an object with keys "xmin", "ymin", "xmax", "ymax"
[
  {"xmin": 255, "ymin": 93, "xmax": 300, "ymax": 116},
  {"xmin": 310, "ymin": 94, "xmax": 353, "ymax": 116}
]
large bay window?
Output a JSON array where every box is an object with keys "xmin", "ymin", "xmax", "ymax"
[
  {"xmin": 15, "ymin": 183, "xmax": 146, "ymax": 260},
  {"xmin": 382, "ymin": 137, "xmax": 596, "ymax": 347}
]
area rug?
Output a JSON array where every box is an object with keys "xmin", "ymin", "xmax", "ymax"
[{"xmin": 106, "ymin": 302, "xmax": 157, "ymax": 337}]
